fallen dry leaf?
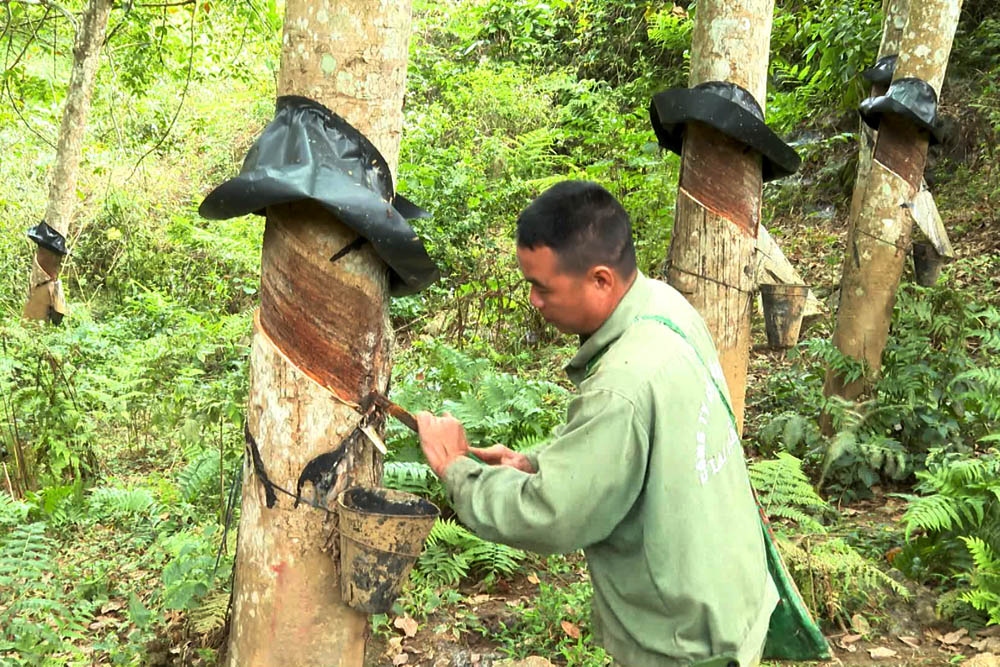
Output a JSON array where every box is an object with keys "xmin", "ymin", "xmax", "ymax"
[
  {"xmin": 467, "ymin": 594, "xmax": 491, "ymax": 604},
  {"xmin": 101, "ymin": 600, "xmax": 124, "ymax": 614},
  {"xmin": 972, "ymin": 638, "xmax": 1000, "ymax": 653},
  {"xmin": 841, "ymin": 633, "xmax": 863, "ymax": 644},
  {"xmin": 394, "ymin": 615, "xmax": 419, "ymax": 638},
  {"xmin": 560, "ymin": 620, "xmax": 581, "ymax": 639},
  {"xmin": 961, "ymin": 653, "xmax": 1000, "ymax": 667},
  {"xmin": 898, "ymin": 636, "xmax": 922, "ymax": 649},
  {"xmin": 527, "ymin": 573, "xmax": 540, "ymax": 585},
  {"xmin": 942, "ymin": 628, "xmax": 971, "ymax": 645},
  {"xmin": 868, "ymin": 646, "xmax": 898, "ymax": 659},
  {"xmin": 392, "ymin": 653, "xmax": 409, "ymax": 666},
  {"xmin": 851, "ymin": 613, "xmax": 871, "ymax": 635}
]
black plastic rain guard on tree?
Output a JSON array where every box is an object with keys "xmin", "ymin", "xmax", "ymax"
[
  {"xmin": 199, "ymin": 95, "xmax": 439, "ymax": 296},
  {"xmin": 649, "ymin": 81, "xmax": 801, "ymax": 182},
  {"xmin": 861, "ymin": 54, "xmax": 898, "ymax": 86},
  {"xmin": 27, "ymin": 221, "xmax": 69, "ymax": 256},
  {"xmin": 859, "ymin": 77, "xmax": 944, "ymax": 144}
]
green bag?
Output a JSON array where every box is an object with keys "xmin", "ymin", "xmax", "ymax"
[{"xmin": 759, "ymin": 507, "xmax": 831, "ymax": 660}]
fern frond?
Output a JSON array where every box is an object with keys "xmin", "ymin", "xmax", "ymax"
[
  {"xmin": 190, "ymin": 590, "xmax": 230, "ymax": 635},
  {"xmin": 383, "ymin": 462, "xmax": 440, "ymax": 497},
  {"xmin": 750, "ymin": 453, "xmax": 829, "ymax": 533},
  {"xmin": 903, "ymin": 493, "xmax": 985, "ymax": 540},
  {"xmin": 958, "ymin": 536, "xmax": 1000, "ymax": 624},
  {"xmin": 177, "ymin": 448, "xmax": 222, "ymax": 502},
  {"xmin": 777, "ymin": 535, "xmax": 909, "ymax": 623},
  {"xmin": 87, "ymin": 486, "xmax": 159, "ymax": 524}
]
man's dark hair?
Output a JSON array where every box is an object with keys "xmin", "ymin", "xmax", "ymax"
[{"xmin": 516, "ymin": 180, "xmax": 637, "ymax": 277}]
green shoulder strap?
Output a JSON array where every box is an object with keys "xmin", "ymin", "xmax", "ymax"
[{"xmin": 633, "ymin": 314, "xmax": 737, "ymax": 429}]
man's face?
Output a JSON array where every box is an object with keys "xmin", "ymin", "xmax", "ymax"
[{"xmin": 516, "ymin": 245, "xmax": 604, "ymax": 335}]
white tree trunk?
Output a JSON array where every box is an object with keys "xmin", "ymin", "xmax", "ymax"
[
  {"xmin": 664, "ymin": 0, "xmax": 775, "ymax": 434},
  {"xmin": 825, "ymin": 0, "xmax": 962, "ymax": 405},
  {"xmin": 23, "ymin": 0, "xmax": 111, "ymax": 322},
  {"xmin": 226, "ymin": 1, "xmax": 413, "ymax": 664}
]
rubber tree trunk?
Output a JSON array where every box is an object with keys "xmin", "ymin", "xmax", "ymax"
[
  {"xmin": 821, "ymin": 0, "xmax": 908, "ymax": 434},
  {"xmin": 847, "ymin": 0, "xmax": 909, "ymax": 228},
  {"xmin": 22, "ymin": 0, "xmax": 112, "ymax": 323},
  {"xmin": 663, "ymin": 0, "xmax": 774, "ymax": 434},
  {"xmin": 225, "ymin": 1, "xmax": 412, "ymax": 665},
  {"xmin": 824, "ymin": 0, "xmax": 962, "ymax": 407}
]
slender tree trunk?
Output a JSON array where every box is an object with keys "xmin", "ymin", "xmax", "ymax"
[
  {"xmin": 824, "ymin": 0, "xmax": 962, "ymax": 406},
  {"xmin": 847, "ymin": 0, "xmax": 909, "ymax": 228},
  {"xmin": 23, "ymin": 0, "xmax": 111, "ymax": 323},
  {"xmin": 226, "ymin": 1, "xmax": 412, "ymax": 665},
  {"xmin": 663, "ymin": 0, "xmax": 774, "ymax": 434}
]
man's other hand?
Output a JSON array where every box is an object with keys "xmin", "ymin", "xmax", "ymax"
[
  {"xmin": 469, "ymin": 444, "xmax": 536, "ymax": 473},
  {"xmin": 416, "ymin": 411, "xmax": 470, "ymax": 477}
]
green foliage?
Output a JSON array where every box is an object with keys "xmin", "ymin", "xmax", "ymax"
[
  {"xmin": 0, "ymin": 515, "xmax": 93, "ymax": 662},
  {"xmin": 959, "ymin": 537, "xmax": 1000, "ymax": 625},
  {"xmin": 415, "ymin": 518, "xmax": 526, "ymax": 587},
  {"xmin": 751, "ymin": 278, "xmax": 1000, "ymax": 499},
  {"xmin": 383, "ymin": 461, "xmax": 447, "ymax": 512},
  {"xmin": 895, "ymin": 448, "xmax": 1000, "ymax": 624},
  {"xmin": 387, "ymin": 340, "xmax": 568, "ymax": 463},
  {"xmin": 768, "ymin": 0, "xmax": 883, "ymax": 129},
  {"xmin": 750, "ymin": 453, "xmax": 831, "ymax": 533},
  {"xmin": 778, "ymin": 535, "xmax": 909, "ymax": 625},
  {"xmin": 901, "ymin": 451, "xmax": 999, "ymax": 541},
  {"xmin": 500, "ymin": 575, "xmax": 609, "ymax": 665}
]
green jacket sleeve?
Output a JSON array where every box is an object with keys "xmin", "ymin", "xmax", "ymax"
[{"xmin": 442, "ymin": 387, "xmax": 649, "ymax": 554}]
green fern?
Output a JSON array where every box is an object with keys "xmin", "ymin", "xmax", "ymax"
[
  {"xmin": 902, "ymin": 451, "xmax": 1000, "ymax": 540},
  {"xmin": 0, "ymin": 521, "xmax": 52, "ymax": 589},
  {"xmin": 87, "ymin": 486, "xmax": 160, "ymax": 524},
  {"xmin": 778, "ymin": 535, "xmax": 909, "ymax": 623},
  {"xmin": 416, "ymin": 518, "xmax": 526, "ymax": 586},
  {"xmin": 749, "ymin": 453, "xmax": 830, "ymax": 533},
  {"xmin": 0, "ymin": 492, "xmax": 30, "ymax": 526},
  {"xmin": 190, "ymin": 590, "xmax": 231, "ymax": 636},
  {"xmin": 959, "ymin": 536, "xmax": 1000, "ymax": 625},
  {"xmin": 178, "ymin": 448, "xmax": 222, "ymax": 502}
]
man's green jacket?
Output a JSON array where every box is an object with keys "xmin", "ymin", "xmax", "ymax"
[{"xmin": 443, "ymin": 274, "xmax": 778, "ymax": 666}]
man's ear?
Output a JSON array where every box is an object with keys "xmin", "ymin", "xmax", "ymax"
[{"xmin": 590, "ymin": 264, "xmax": 615, "ymax": 290}]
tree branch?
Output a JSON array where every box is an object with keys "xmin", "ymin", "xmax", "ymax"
[
  {"xmin": 4, "ymin": 0, "xmax": 78, "ymax": 30},
  {"xmin": 131, "ymin": 0, "xmax": 194, "ymax": 6}
]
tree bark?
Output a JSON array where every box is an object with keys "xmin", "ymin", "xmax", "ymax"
[
  {"xmin": 824, "ymin": 0, "xmax": 962, "ymax": 406},
  {"xmin": 663, "ymin": 0, "xmax": 774, "ymax": 434},
  {"xmin": 847, "ymin": 0, "xmax": 909, "ymax": 227},
  {"xmin": 22, "ymin": 0, "xmax": 112, "ymax": 322},
  {"xmin": 226, "ymin": 1, "xmax": 412, "ymax": 664}
]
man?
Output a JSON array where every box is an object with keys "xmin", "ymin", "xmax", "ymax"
[{"xmin": 417, "ymin": 181, "xmax": 777, "ymax": 666}]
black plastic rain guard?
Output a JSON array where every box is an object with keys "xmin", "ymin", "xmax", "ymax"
[
  {"xmin": 859, "ymin": 77, "xmax": 943, "ymax": 144},
  {"xmin": 27, "ymin": 221, "xmax": 69, "ymax": 256},
  {"xmin": 861, "ymin": 54, "xmax": 897, "ymax": 86},
  {"xmin": 649, "ymin": 81, "xmax": 801, "ymax": 182},
  {"xmin": 199, "ymin": 95, "xmax": 440, "ymax": 296}
]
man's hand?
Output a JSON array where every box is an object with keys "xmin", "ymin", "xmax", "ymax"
[
  {"xmin": 416, "ymin": 411, "xmax": 470, "ymax": 478},
  {"xmin": 470, "ymin": 444, "xmax": 536, "ymax": 473}
]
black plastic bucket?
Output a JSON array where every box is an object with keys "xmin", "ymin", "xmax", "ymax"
[{"xmin": 336, "ymin": 486, "xmax": 439, "ymax": 614}]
